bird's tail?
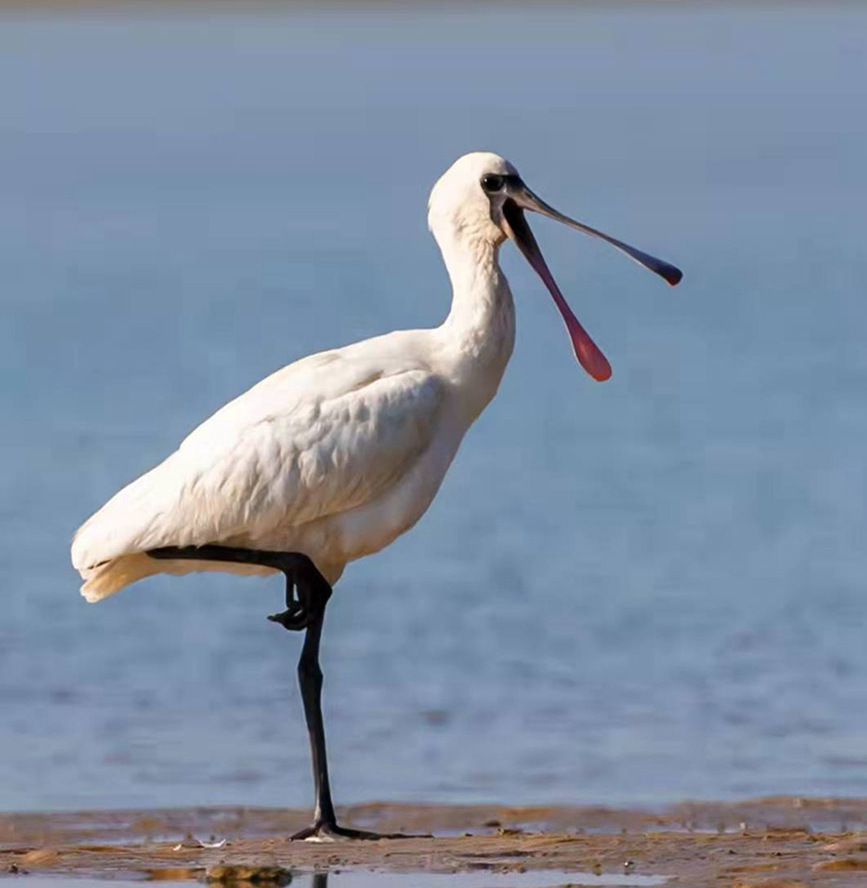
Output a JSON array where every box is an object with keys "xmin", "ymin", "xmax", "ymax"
[
  {"xmin": 77, "ymin": 552, "xmax": 280, "ymax": 602},
  {"xmin": 78, "ymin": 553, "xmax": 162, "ymax": 603}
]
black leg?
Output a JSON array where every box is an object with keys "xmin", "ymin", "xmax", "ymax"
[
  {"xmin": 288, "ymin": 576, "xmax": 387, "ymax": 841},
  {"xmin": 150, "ymin": 545, "xmax": 312, "ymax": 629},
  {"xmin": 147, "ymin": 544, "xmax": 415, "ymax": 841}
]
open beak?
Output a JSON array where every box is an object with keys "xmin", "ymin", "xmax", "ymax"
[{"xmin": 500, "ymin": 177, "xmax": 682, "ymax": 382}]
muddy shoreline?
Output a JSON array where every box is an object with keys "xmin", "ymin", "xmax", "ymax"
[{"xmin": 3, "ymin": 797, "xmax": 867, "ymax": 886}]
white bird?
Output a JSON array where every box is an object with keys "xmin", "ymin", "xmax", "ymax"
[{"xmin": 72, "ymin": 151, "xmax": 681, "ymax": 840}]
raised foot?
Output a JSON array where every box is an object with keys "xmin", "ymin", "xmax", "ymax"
[
  {"xmin": 290, "ymin": 820, "xmax": 423, "ymax": 842},
  {"xmin": 267, "ymin": 605, "xmax": 307, "ymax": 631}
]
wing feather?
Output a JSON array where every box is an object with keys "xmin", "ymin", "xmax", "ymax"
[{"xmin": 72, "ymin": 347, "xmax": 444, "ymax": 573}]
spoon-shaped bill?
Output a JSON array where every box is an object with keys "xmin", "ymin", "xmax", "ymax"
[
  {"xmin": 502, "ymin": 199, "xmax": 612, "ymax": 382},
  {"xmin": 513, "ymin": 184, "xmax": 683, "ymax": 287}
]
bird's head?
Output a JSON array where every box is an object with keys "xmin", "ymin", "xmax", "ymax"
[
  {"xmin": 428, "ymin": 152, "xmax": 519, "ymax": 249},
  {"xmin": 428, "ymin": 151, "xmax": 682, "ymax": 382}
]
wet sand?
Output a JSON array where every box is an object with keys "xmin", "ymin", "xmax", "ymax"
[{"xmin": 3, "ymin": 797, "xmax": 867, "ymax": 886}]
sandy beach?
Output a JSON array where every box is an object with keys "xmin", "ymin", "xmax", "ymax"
[{"xmin": 4, "ymin": 797, "xmax": 867, "ymax": 886}]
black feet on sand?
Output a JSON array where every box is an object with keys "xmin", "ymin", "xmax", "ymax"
[
  {"xmin": 147, "ymin": 544, "xmax": 417, "ymax": 842},
  {"xmin": 290, "ymin": 820, "xmax": 411, "ymax": 842}
]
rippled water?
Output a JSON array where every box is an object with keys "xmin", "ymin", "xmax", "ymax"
[{"xmin": 2, "ymin": 3, "xmax": 867, "ymax": 813}]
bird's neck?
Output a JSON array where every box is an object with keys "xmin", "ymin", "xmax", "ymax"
[{"xmin": 435, "ymin": 229, "xmax": 516, "ymax": 401}]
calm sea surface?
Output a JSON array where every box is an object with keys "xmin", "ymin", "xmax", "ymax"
[{"xmin": 2, "ymin": 3, "xmax": 867, "ymax": 813}]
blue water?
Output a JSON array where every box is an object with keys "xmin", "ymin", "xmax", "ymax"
[{"xmin": 2, "ymin": 2, "xmax": 867, "ymax": 814}]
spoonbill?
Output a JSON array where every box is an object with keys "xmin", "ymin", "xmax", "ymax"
[{"xmin": 72, "ymin": 152, "xmax": 681, "ymax": 840}]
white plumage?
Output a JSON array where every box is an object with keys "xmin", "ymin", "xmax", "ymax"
[
  {"xmin": 72, "ymin": 153, "xmax": 519, "ymax": 600},
  {"xmin": 72, "ymin": 150, "xmax": 680, "ymax": 603},
  {"xmin": 70, "ymin": 150, "xmax": 682, "ymax": 842}
]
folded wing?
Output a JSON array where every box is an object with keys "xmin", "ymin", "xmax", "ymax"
[{"xmin": 72, "ymin": 347, "xmax": 444, "ymax": 591}]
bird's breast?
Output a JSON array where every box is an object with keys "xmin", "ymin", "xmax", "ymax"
[{"xmin": 332, "ymin": 415, "xmax": 464, "ymax": 555}]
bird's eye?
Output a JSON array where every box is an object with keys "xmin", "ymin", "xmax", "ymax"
[{"xmin": 481, "ymin": 174, "xmax": 504, "ymax": 194}]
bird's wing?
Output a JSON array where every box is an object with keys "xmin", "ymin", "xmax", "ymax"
[{"xmin": 72, "ymin": 345, "xmax": 444, "ymax": 571}]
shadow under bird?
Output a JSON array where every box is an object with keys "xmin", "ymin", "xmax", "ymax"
[{"xmin": 72, "ymin": 152, "xmax": 682, "ymax": 840}]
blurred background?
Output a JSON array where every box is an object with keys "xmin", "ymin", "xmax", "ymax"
[{"xmin": 2, "ymin": 2, "xmax": 866, "ymax": 813}]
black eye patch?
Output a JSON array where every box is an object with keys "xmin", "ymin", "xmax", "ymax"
[
  {"xmin": 481, "ymin": 173, "xmax": 522, "ymax": 195},
  {"xmin": 481, "ymin": 174, "xmax": 504, "ymax": 193}
]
